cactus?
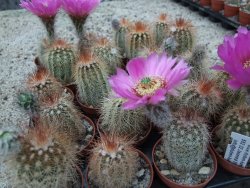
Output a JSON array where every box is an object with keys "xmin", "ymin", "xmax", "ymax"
[
  {"xmin": 217, "ymin": 104, "xmax": 250, "ymax": 151},
  {"xmin": 100, "ymin": 97, "xmax": 147, "ymax": 137},
  {"xmin": 74, "ymin": 50, "xmax": 110, "ymax": 108},
  {"xmin": 0, "ymin": 130, "xmax": 18, "ymax": 156},
  {"xmin": 92, "ymin": 37, "xmax": 122, "ymax": 75},
  {"xmin": 113, "ymin": 18, "xmax": 131, "ymax": 56},
  {"xmin": 176, "ymin": 78, "xmax": 223, "ymax": 119},
  {"xmin": 163, "ymin": 110, "xmax": 209, "ymax": 172},
  {"xmin": 8, "ymin": 123, "xmax": 77, "ymax": 188},
  {"xmin": 18, "ymin": 92, "xmax": 35, "ymax": 110},
  {"xmin": 126, "ymin": 21, "xmax": 152, "ymax": 59},
  {"xmin": 38, "ymin": 93, "xmax": 85, "ymax": 141},
  {"xmin": 161, "ymin": 36, "xmax": 178, "ymax": 56},
  {"xmin": 40, "ymin": 39, "xmax": 76, "ymax": 84},
  {"xmin": 170, "ymin": 18, "xmax": 194, "ymax": 55},
  {"xmin": 154, "ymin": 14, "xmax": 170, "ymax": 47},
  {"xmin": 88, "ymin": 134, "xmax": 139, "ymax": 188}
]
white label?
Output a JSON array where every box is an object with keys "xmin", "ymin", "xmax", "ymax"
[{"xmin": 224, "ymin": 132, "xmax": 250, "ymax": 168}]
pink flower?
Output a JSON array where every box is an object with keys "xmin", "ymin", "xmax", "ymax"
[
  {"xmin": 20, "ymin": 0, "xmax": 61, "ymax": 17},
  {"xmin": 62, "ymin": 0, "xmax": 101, "ymax": 17},
  {"xmin": 109, "ymin": 53, "xmax": 190, "ymax": 110},
  {"xmin": 212, "ymin": 27, "xmax": 250, "ymax": 90}
]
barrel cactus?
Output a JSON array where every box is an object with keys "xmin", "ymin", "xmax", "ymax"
[
  {"xmin": 92, "ymin": 37, "xmax": 122, "ymax": 75},
  {"xmin": 99, "ymin": 97, "xmax": 147, "ymax": 137},
  {"xmin": 88, "ymin": 134, "xmax": 139, "ymax": 188},
  {"xmin": 163, "ymin": 110, "xmax": 209, "ymax": 172},
  {"xmin": 154, "ymin": 14, "xmax": 170, "ymax": 47},
  {"xmin": 217, "ymin": 104, "xmax": 250, "ymax": 151},
  {"xmin": 125, "ymin": 21, "xmax": 152, "ymax": 59},
  {"xmin": 170, "ymin": 18, "xmax": 194, "ymax": 55},
  {"xmin": 74, "ymin": 51, "xmax": 110, "ymax": 108},
  {"xmin": 8, "ymin": 123, "xmax": 78, "ymax": 188},
  {"xmin": 40, "ymin": 39, "xmax": 76, "ymax": 84}
]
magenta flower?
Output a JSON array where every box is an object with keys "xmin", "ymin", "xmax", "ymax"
[
  {"xmin": 62, "ymin": 0, "xmax": 101, "ymax": 17},
  {"xmin": 20, "ymin": 0, "xmax": 61, "ymax": 17},
  {"xmin": 213, "ymin": 27, "xmax": 250, "ymax": 90},
  {"xmin": 109, "ymin": 53, "xmax": 191, "ymax": 110}
]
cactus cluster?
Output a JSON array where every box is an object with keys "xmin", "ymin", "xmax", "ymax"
[
  {"xmin": 74, "ymin": 51, "xmax": 110, "ymax": 108},
  {"xmin": 163, "ymin": 110, "xmax": 209, "ymax": 172},
  {"xmin": 40, "ymin": 39, "xmax": 76, "ymax": 85},
  {"xmin": 154, "ymin": 14, "xmax": 170, "ymax": 47},
  {"xmin": 88, "ymin": 134, "xmax": 139, "ymax": 188},
  {"xmin": 8, "ymin": 124, "xmax": 77, "ymax": 188},
  {"xmin": 38, "ymin": 94, "xmax": 85, "ymax": 141},
  {"xmin": 100, "ymin": 97, "xmax": 147, "ymax": 137},
  {"xmin": 170, "ymin": 18, "xmax": 194, "ymax": 55},
  {"xmin": 218, "ymin": 104, "xmax": 250, "ymax": 151},
  {"xmin": 92, "ymin": 37, "xmax": 122, "ymax": 75}
]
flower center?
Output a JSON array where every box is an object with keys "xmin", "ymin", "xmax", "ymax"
[
  {"xmin": 243, "ymin": 60, "xmax": 250, "ymax": 69},
  {"xmin": 134, "ymin": 77, "xmax": 165, "ymax": 96}
]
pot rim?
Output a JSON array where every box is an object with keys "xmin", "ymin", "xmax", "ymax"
[
  {"xmin": 76, "ymin": 94, "xmax": 100, "ymax": 115},
  {"xmin": 152, "ymin": 137, "xmax": 218, "ymax": 188}
]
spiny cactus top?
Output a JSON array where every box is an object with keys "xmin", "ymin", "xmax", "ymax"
[
  {"xmin": 154, "ymin": 14, "xmax": 170, "ymax": 47},
  {"xmin": 88, "ymin": 134, "xmax": 139, "ymax": 188},
  {"xmin": 109, "ymin": 52, "xmax": 190, "ymax": 109},
  {"xmin": 212, "ymin": 27, "xmax": 250, "ymax": 90}
]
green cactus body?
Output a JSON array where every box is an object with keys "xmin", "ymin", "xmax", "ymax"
[
  {"xmin": 219, "ymin": 105, "xmax": 250, "ymax": 150},
  {"xmin": 154, "ymin": 14, "xmax": 169, "ymax": 47},
  {"xmin": 115, "ymin": 26, "xmax": 129, "ymax": 56},
  {"xmin": 75, "ymin": 54, "xmax": 109, "ymax": 108},
  {"xmin": 39, "ymin": 95, "xmax": 85, "ymax": 140},
  {"xmin": 163, "ymin": 117, "xmax": 209, "ymax": 172},
  {"xmin": 0, "ymin": 131, "xmax": 18, "ymax": 156},
  {"xmin": 88, "ymin": 136, "xmax": 139, "ymax": 188},
  {"xmin": 100, "ymin": 97, "xmax": 147, "ymax": 136},
  {"xmin": 126, "ymin": 22, "xmax": 151, "ymax": 59},
  {"xmin": 18, "ymin": 92, "xmax": 35, "ymax": 110},
  {"xmin": 41, "ymin": 40, "xmax": 76, "ymax": 85}
]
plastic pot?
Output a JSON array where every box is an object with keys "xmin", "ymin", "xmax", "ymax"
[
  {"xmin": 211, "ymin": 125, "xmax": 250, "ymax": 176},
  {"xmin": 152, "ymin": 138, "xmax": 218, "ymax": 188},
  {"xmin": 211, "ymin": 0, "xmax": 224, "ymax": 12},
  {"xmin": 224, "ymin": 4, "xmax": 240, "ymax": 17},
  {"xmin": 86, "ymin": 149, "xmax": 154, "ymax": 188},
  {"xmin": 239, "ymin": 10, "xmax": 250, "ymax": 26},
  {"xmin": 76, "ymin": 94, "xmax": 100, "ymax": 116},
  {"xmin": 200, "ymin": 0, "xmax": 211, "ymax": 6}
]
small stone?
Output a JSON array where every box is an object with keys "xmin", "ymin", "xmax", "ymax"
[
  {"xmin": 86, "ymin": 134, "xmax": 92, "ymax": 140},
  {"xmin": 160, "ymin": 170, "xmax": 170, "ymax": 176},
  {"xmin": 170, "ymin": 169, "xmax": 180, "ymax": 176},
  {"xmin": 87, "ymin": 126, "xmax": 93, "ymax": 132},
  {"xmin": 136, "ymin": 169, "xmax": 145, "ymax": 177},
  {"xmin": 198, "ymin": 167, "xmax": 210, "ymax": 175},
  {"xmin": 160, "ymin": 159, "xmax": 167, "ymax": 164},
  {"xmin": 156, "ymin": 150, "xmax": 164, "ymax": 159}
]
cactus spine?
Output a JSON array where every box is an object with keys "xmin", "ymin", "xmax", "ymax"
[
  {"xmin": 170, "ymin": 18, "xmax": 194, "ymax": 55},
  {"xmin": 8, "ymin": 124, "xmax": 77, "ymax": 188},
  {"xmin": 163, "ymin": 110, "xmax": 209, "ymax": 172},
  {"xmin": 218, "ymin": 104, "xmax": 250, "ymax": 150},
  {"xmin": 88, "ymin": 134, "xmax": 139, "ymax": 188},
  {"xmin": 154, "ymin": 14, "xmax": 170, "ymax": 47},
  {"xmin": 75, "ymin": 51, "xmax": 110, "ymax": 108},
  {"xmin": 126, "ymin": 21, "xmax": 152, "ymax": 59},
  {"xmin": 38, "ymin": 94, "xmax": 85, "ymax": 141},
  {"xmin": 40, "ymin": 39, "xmax": 76, "ymax": 84},
  {"xmin": 93, "ymin": 37, "xmax": 122, "ymax": 75},
  {"xmin": 114, "ymin": 18, "xmax": 130, "ymax": 56},
  {"xmin": 100, "ymin": 97, "xmax": 147, "ymax": 137}
]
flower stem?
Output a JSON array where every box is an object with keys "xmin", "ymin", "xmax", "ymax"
[{"xmin": 40, "ymin": 17, "xmax": 55, "ymax": 41}]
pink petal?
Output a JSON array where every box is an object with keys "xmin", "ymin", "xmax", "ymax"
[
  {"xmin": 227, "ymin": 79, "xmax": 243, "ymax": 90},
  {"xmin": 126, "ymin": 57, "xmax": 146, "ymax": 82},
  {"xmin": 148, "ymin": 89, "xmax": 167, "ymax": 104}
]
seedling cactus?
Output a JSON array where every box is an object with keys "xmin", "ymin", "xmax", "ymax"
[
  {"xmin": 163, "ymin": 110, "xmax": 209, "ymax": 172},
  {"xmin": 100, "ymin": 97, "xmax": 147, "ymax": 137},
  {"xmin": 18, "ymin": 92, "xmax": 35, "ymax": 110},
  {"xmin": 154, "ymin": 14, "xmax": 170, "ymax": 47},
  {"xmin": 88, "ymin": 134, "xmax": 139, "ymax": 188},
  {"xmin": 40, "ymin": 39, "xmax": 76, "ymax": 85},
  {"xmin": 74, "ymin": 50, "xmax": 110, "ymax": 108},
  {"xmin": 0, "ymin": 130, "xmax": 18, "ymax": 156}
]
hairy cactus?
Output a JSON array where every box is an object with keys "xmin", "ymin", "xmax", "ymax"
[
  {"xmin": 0, "ymin": 130, "xmax": 18, "ymax": 156},
  {"xmin": 40, "ymin": 39, "xmax": 76, "ymax": 84},
  {"xmin": 18, "ymin": 92, "xmax": 35, "ymax": 110},
  {"xmin": 88, "ymin": 134, "xmax": 139, "ymax": 188},
  {"xmin": 126, "ymin": 21, "xmax": 152, "ymax": 59},
  {"xmin": 38, "ymin": 94, "xmax": 85, "ymax": 141},
  {"xmin": 154, "ymin": 14, "xmax": 170, "ymax": 47},
  {"xmin": 74, "ymin": 51, "xmax": 110, "ymax": 108},
  {"xmin": 92, "ymin": 37, "xmax": 122, "ymax": 75},
  {"xmin": 217, "ymin": 104, "xmax": 250, "ymax": 151},
  {"xmin": 170, "ymin": 18, "xmax": 194, "ymax": 55},
  {"xmin": 8, "ymin": 123, "xmax": 77, "ymax": 188},
  {"xmin": 99, "ymin": 97, "xmax": 147, "ymax": 137},
  {"xmin": 113, "ymin": 18, "xmax": 131, "ymax": 56},
  {"xmin": 176, "ymin": 78, "xmax": 223, "ymax": 119},
  {"xmin": 163, "ymin": 110, "xmax": 209, "ymax": 172}
]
